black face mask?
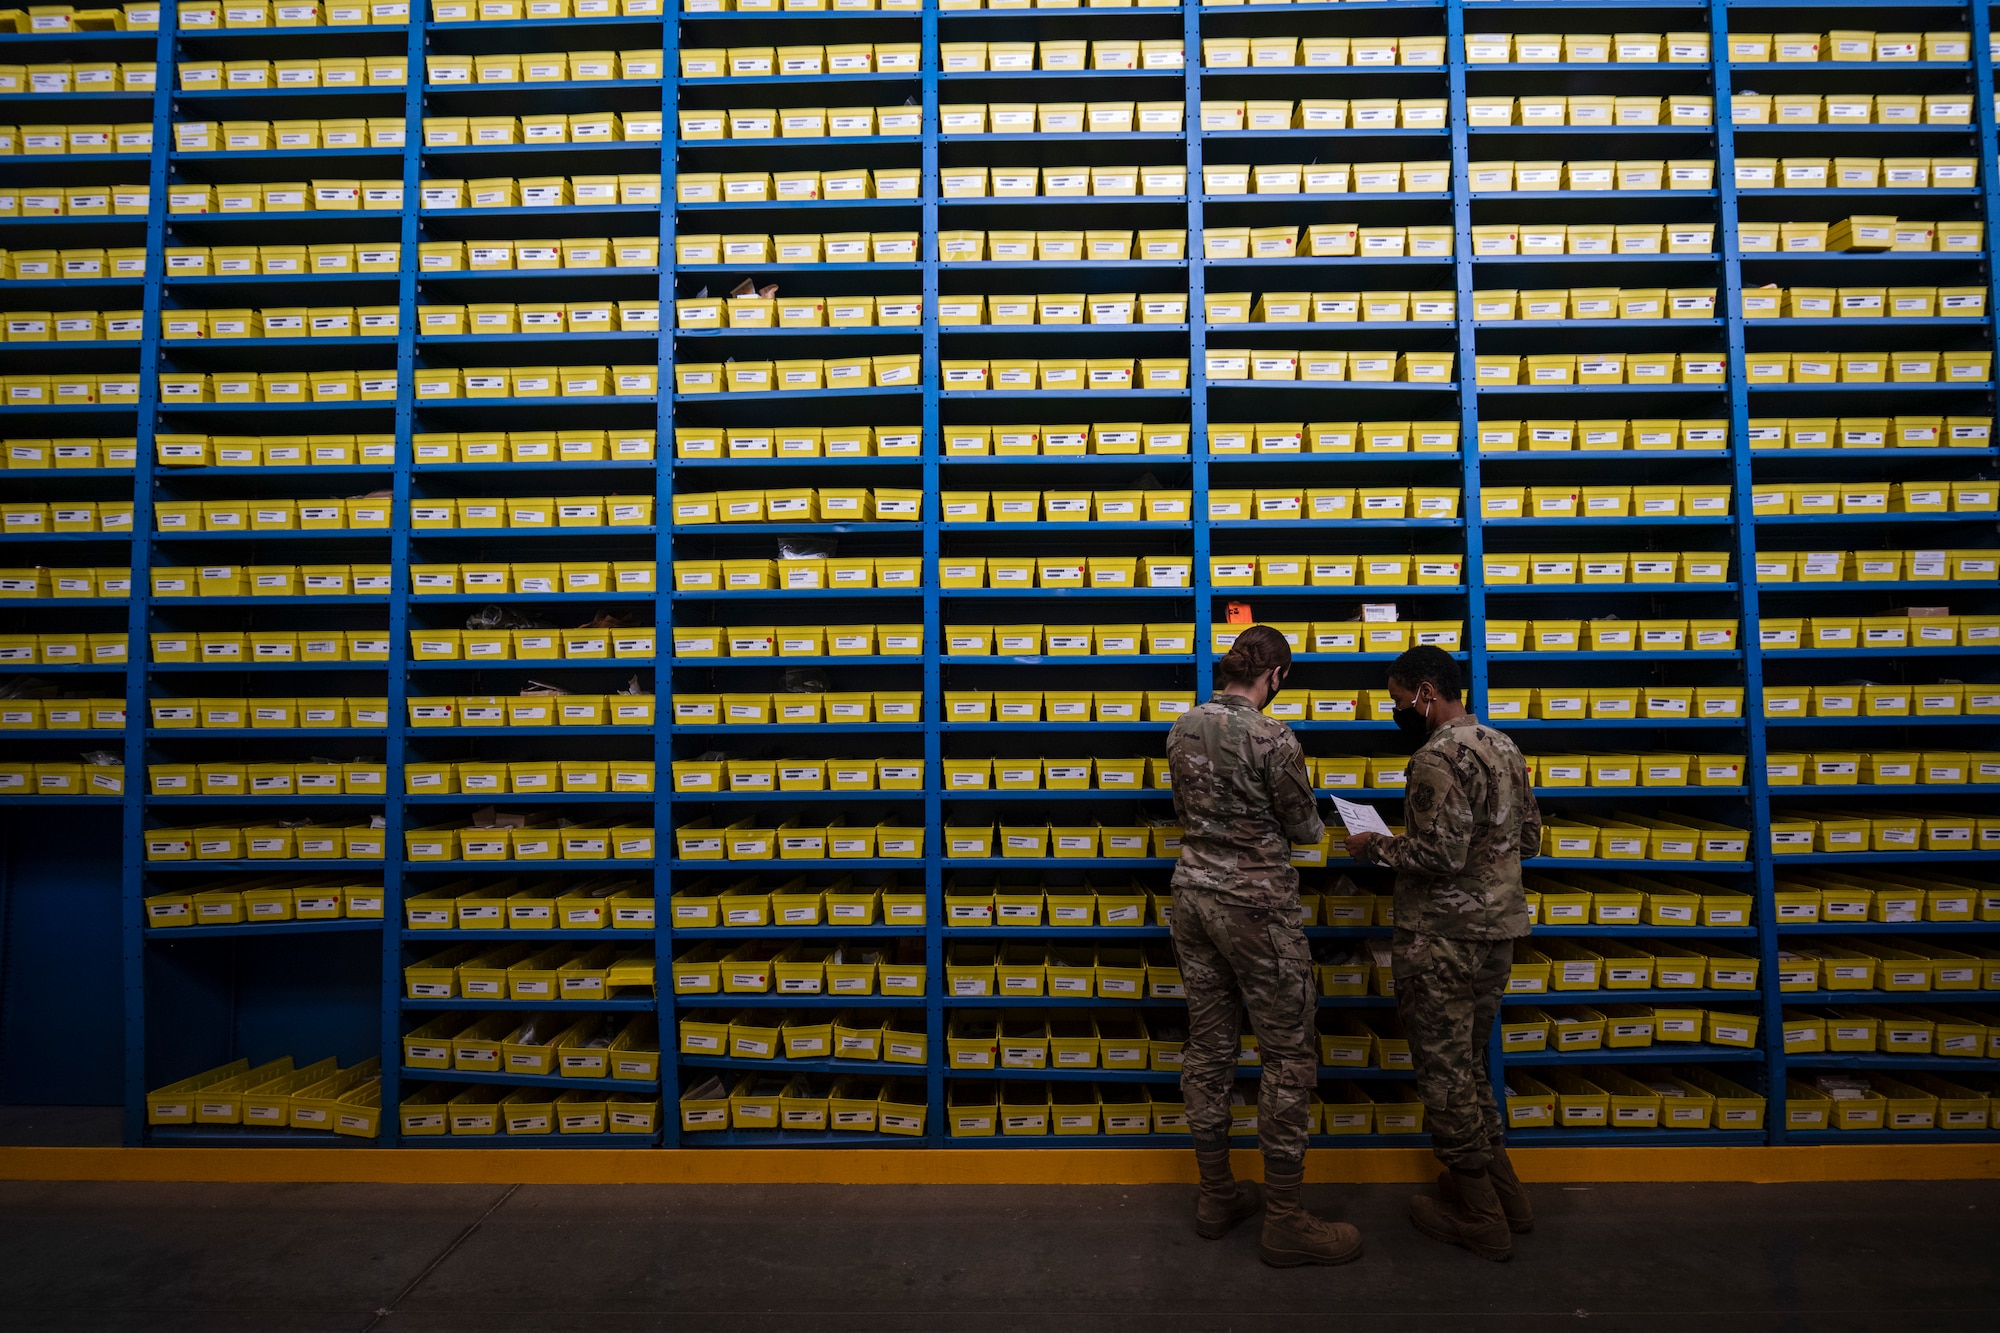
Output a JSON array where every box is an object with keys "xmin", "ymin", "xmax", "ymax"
[
  {"xmin": 1392, "ymin": 700, "xmax": 1430, "ymax": 749},
  {"xmin": 1267, "ymin": 672, "xmax": 1287, "ymax": 704}
]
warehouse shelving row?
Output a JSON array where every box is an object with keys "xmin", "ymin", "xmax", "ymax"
[{"xmin": 1, "ymin": 0, "xmax": 1997, "ymax": 1149}]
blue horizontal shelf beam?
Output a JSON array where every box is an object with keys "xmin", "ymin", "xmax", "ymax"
[
  {"xmin": 402, "ymin": 1133, "xmax": 663, "ymax": 1147},
  {"xmin": 169, "ymin": 148, "xmax": 402, "ymax": 162},
  {"xmin": 0, "ymin": 796, "xmax": 123, "ymax": 806},
  {"xmin": 672, "ymin": 926, "xmax": 921, "ymax": 939},
  {"xmin": 1739, "ymin": 187, "xmax": 1980, "ymax": 197},
  {"xmin": 1477, "ymin": 190, "xmax": 1714, "ymax": 200},
  {"xmin": 1472, "ymin": 252, "xmax": 1718, "ymax": 262},
  {"xmin": 1488, "ymin": 582, "xmax": 1738, "ymax": 593},
  {"xmin": 0, "ymin": 532, "xmax": 136, "ymax": 543},
  {"xmin": 142, "ymin": 861, "xmax": 386, "ymax": 872},
  {"xmin": 150, "ymin": 465, "xmax": 388, "ymax": 476},
  {"xmin": 146, "ymin": 596, "xmax": 388, "ymax": 606},
  {"xmin": 400, "ymin": 929, "xmax": 655, "ymax": 941},
  {"xmin": 401, "ymin": 794, "xmax": 655, "ymax": 805},
  {"xmin": 672, "ymin": 388, "xmax": 914, "ymax": 402},
  {"xmin": 0, "ymin": 28, "xmax": 167, "ymax": 43},
  {"xmin": 1529, "ymin": 926, "xmax": 1760, "ymax": 938},
  {"xmin": 680, "ymin": 1056, "xmax": 916, "ymax": 1078},
  {"xmin": 1754, "ymin": 580, "xmax": 2000, "ymax": 592},
  {"xmin": 1504, "ymin": 989, "xmax": 1749, "ymax": 1004},
  {"xmin": 928, "ymin": 789, "xmax": 1173, "ymax": 801},
  {"xmin": 1776, "ymin": 923, "xmax": 2000, "ymax": 935},
  {"xmin": 1478, "ymin": 386, "xmax": 1725, "ymax": 396},
  {"xmin": 1764, "ymin": 647, "xmax": 2000, "ymax": 659},
  {"xmin": 406, "ymin": 593, "xmax": 653, "ymax": 603},
  {"xmin": 679, "ymin": 791, "xmax": 926, "ymax": 803},
  {"xmin": 1506, "ymin": 651, "xmax": 1744, "ymax": 662},
  {"xmin": 423, "ymin": 143, "xmax": 668, "ymax": 159},
  {"xmin": 1505, "ymin": 1044, "xmax": 1765, "ymax": 1065},
  {"xmin": 145, "ymin": 920, "xmax": 382, "ymax": 940},
  {"xmin": 678, "ymin": 1131, "xmax": 911, "ymax": 1148},
  {"xmin": 145, "ymin": 796, "xmax": 383, "ymax": 806},
  {"xmin": 1467, "ymin": 128, "xmax": 1712, "ymax": 138},
  {"xmin": 406, "ymin": 660, "xmax": 656, "ymax": 668},
  {"xmin": 1784, "ymin": 990, "xmax": 2000, "ymax": 1004},
  {"xmin": 939, "ymin": 996, "xmax": 1186, "ymax": 1008},
  {"xmin": 1770, "ymin": 853, "xmax": 2000, "ymax": 866},
  {"xmin": 1783, "ymin": 1055, "xmax": 1998, "ymax": 1072},
  {"xmin": 145, "ymin": 664, "xmax": 390, "ymax": 673},
  {"xmin": 399, "ymin": 1068, "xmax": 657, "ymax": 1094},
  {"xmin": 401, "ymin": 998, "xmax": 657, "ymax": 1011},
  {"xmin": 147, "ymin": 720, "xmax": 373, "ymax": 745},
  {"xmin": 422, "ymin": 16, "xmax": 655, "ymax": 32},
  {"xmin": 672, "ymin": 589, "xmax": 922, "ymax": 601},
  {"xmin": 1482, "ymin": 516, "xmax": 1732, "ymax": 526},
  {"xmin": 675, "ymin": 72, "xmax": 917, "ymax": 88},
  {"xmin": 677, "ymin": 995, "xmax": 911, "ymax": 1009},
  {"xmin": 423, "ymin": 205, "xmax": 658, "ymax": 219},
  {"xmin": 1756, "ymin": 512, "xmax": 1999, "ymax": 524},
  {"xmin": 1521, "ymin": 859, "xmax": 1755, "ymax": 874},
  {"xmin": 1501, "ymin": 719, "xmax": 1749, "ymax": 729},
  {"xmin": 174, "ymin": 88, "xmax": 416, "ymax": 102},
  {"xmin": 402, "ymin": 861, "xmax": 652, "ymax": 871},
  {"xmin": 654, "ymin": 656, "xmax": 908, "ymax": 668},
  {"xmin": 670, "ymin": 724, "xmax": 923, "ymax": 735},
  {"xmin": 942, "ymin": 926, "xmax": 1171, "ymax": 938}
]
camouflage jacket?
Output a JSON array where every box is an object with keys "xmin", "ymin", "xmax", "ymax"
[
  {"xmin": 1166, "ymin": 692, "xmax": 1326, "ymax": 909},
  {"xmin": 1367, "ymin": 714, "xmax": 1538, "ymax": 939}
]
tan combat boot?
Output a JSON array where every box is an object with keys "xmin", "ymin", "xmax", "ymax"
[
  {"xmin": 1259, "ymin": 1157, "xmax": 1363, "ymax": 1267},
  {"xmin": 1192, "ymin": 1131, "xmax": 1263, "ymax": 1240},
  {"xmin": 1411, "ymin": 1168, "xmax": 1513, "ymax": 1261},
  {"xmin": 1437, "ymin": 1144, "xmax": 1533, "ymax": 1233}
]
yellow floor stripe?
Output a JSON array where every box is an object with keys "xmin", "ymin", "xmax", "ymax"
[{"xmin": 2, "ymin": 1144, "xmax": 1996, "ymax": 1185}]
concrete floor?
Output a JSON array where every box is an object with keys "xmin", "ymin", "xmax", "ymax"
[{"xmin": 0, "ymin": 1176, "xmax": 1996, "ymax": 1332}]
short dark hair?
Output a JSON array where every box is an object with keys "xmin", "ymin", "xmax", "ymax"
[
  {"xmin": 1216, "ymin": 623, "xmax": 1292, "ymax": 685},
  {"xmin": 1387, "ymin": 645, "xmax": 1461, "ymax": 701}
]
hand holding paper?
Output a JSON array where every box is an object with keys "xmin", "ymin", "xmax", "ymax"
[
  {"xmin": 1333, "ymin": 797, "xmax": 1391, "ymax": 837},
  {"xmin": 1335, "ymin": 797, "xmax": 1392, "ymax": 864}
]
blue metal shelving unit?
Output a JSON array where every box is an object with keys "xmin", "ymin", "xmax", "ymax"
[{"xmin": 2, "ymin": 0, "xmax": 1997, "ymax": 1152}]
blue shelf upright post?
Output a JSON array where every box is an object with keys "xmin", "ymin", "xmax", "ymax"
[
  {"xmin": 1976, "ymin": 4, "xmax": 2000, "ymax": 362},
  {"xmin": 1185, "ymin": 0, "xmax": 1212, "ymax": 702},
  {"xmin": 1709, "ymin": 0, "xmax": 1784, "ymax": 1140},
  {"xmin": 660, "ymin": 0, "xmax": 684, "ymax": 1150},
  {"xmin": 121, "ymin": 0, "xmax": 182, "ymax": 1147},
  {"xmin": 376, "ymin": 0, "xmax": 431, "ymax": 1146},
  {"xmin": 1447, "ymin": 0, "xmax": 1508, "ymax": 1111},
  {"xmin": 920, "ymin": 0, "xmax": 945, "ymax": 1146}
]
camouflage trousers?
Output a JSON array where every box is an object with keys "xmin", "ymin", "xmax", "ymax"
[
  {"xmin": 1171, "ymin": 888, "xmax": 1318, "ymax": 1163},
  {"xmin": 1392, "ymin": 929, "xmax": 1513, "ymax": 1171}
]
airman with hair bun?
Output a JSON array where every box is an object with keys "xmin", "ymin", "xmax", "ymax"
[{"xmin": 1164, "ymin": 624, "xmax": 1360, "ymax": 1268}]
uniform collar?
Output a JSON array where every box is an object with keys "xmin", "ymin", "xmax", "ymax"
[
  {"xmin": 1427, "ymin": 713, "xmax": 1480, "ymax": 739},
  {"xmin": 1208, "ymin": 691, "xmax": 1260, "ymax": 710}
]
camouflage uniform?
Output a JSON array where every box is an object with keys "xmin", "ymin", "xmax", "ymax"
[
  {"xmin": 1167, "ymin": 692, "xmax": 1325, "ymax": 1159},
  {"xmin": 1364, "ymin": 715, "xmax": 1540, "ymax": 1171}
]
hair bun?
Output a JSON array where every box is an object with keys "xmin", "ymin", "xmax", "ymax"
[{"xmin": 1216, "ymin": 623, "xmax": 1292, "ymax": 685}]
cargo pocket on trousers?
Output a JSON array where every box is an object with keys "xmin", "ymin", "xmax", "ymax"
[{"xmin": 1266, "ymin": 927, "xmax": 1318, "ymax": 1041}]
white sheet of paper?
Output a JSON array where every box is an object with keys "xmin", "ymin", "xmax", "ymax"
[{"xmin": 1333, "ymin": 797, "xmax": 1391, "ymax": 837}]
